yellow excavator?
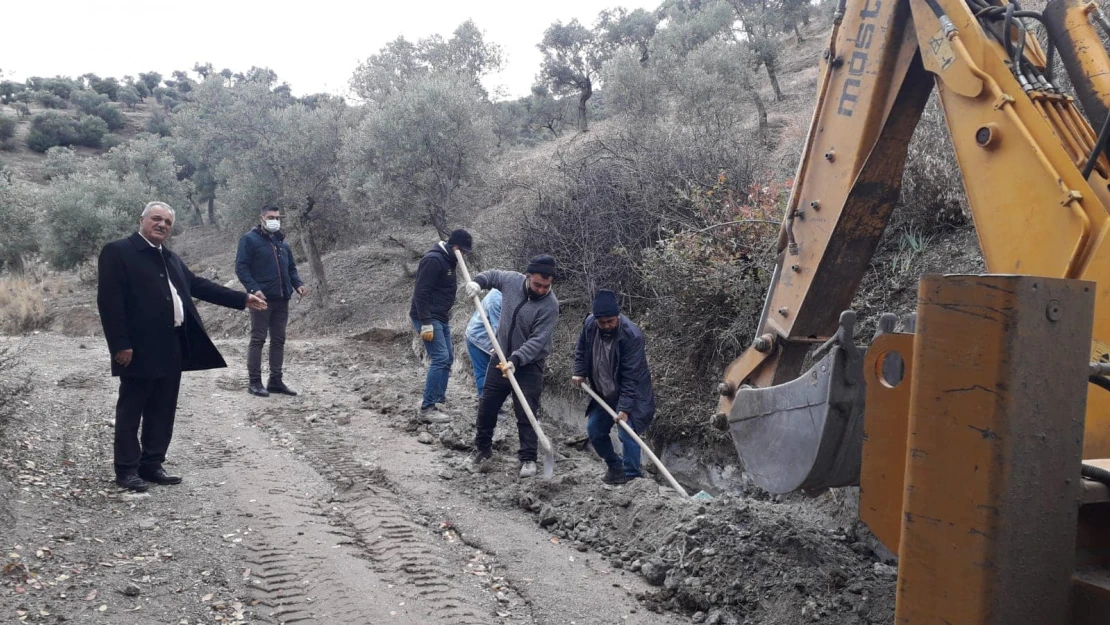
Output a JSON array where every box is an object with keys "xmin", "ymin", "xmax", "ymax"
[{"xmin": 710, "ymin": 0, "xmax": 1110, "ymax": 620}]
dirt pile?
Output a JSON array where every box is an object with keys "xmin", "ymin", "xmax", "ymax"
[{"xmin": 368, "ymin": 384, "xmax": 897, "ymax": 625}]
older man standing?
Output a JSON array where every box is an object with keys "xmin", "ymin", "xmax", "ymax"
[
  {"xmin": 97, "ymin": 201, "xmax": 266, "ymax": 492},
  {"xmin": 571, "ymin": 289, "xmax": 656, "ymax": 485}
]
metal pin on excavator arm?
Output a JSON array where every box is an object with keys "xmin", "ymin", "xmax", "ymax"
[{"xmin": 714, "ymin": 0, "xmax": 1110, "ymax": 494}]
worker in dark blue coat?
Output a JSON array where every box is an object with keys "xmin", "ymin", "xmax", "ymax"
[
  {"xmin": 571, "ymin": 289, "xmax": 656, "ymax": 485},
  {"xmin": 235, "ymin": 205, "xmax": 306, "ymax": 397}
]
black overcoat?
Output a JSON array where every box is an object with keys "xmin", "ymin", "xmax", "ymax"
[{"xmin": 97, "ymin": 232, "xmax": 248, "ymax": 378}]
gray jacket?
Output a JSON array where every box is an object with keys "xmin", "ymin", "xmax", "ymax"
[{"xmin": 473, "ymin": 270, "xmax": 559, "ymax": 370}]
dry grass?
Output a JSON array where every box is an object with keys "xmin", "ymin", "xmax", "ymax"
[{"xmin": 0, "ymin": 276, "xmax": 56, "ymax": 334}]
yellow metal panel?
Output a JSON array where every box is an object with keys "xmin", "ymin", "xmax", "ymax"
[
  {"xmin": 860, "ymin": 332, "xmax": 914, "ymax": 554},
  {"xmin": 895, "ymin": 275, "xmax": 1092, "ymax": 624}
]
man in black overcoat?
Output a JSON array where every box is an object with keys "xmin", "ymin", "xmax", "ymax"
[{"xmin": 97, "ymin": 201, "xmax": 267, "ymax": 492}]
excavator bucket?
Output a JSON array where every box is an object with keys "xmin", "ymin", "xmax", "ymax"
[{"xmin": 724, "ymin": 312, "xmax": 867, "ymax": 494}]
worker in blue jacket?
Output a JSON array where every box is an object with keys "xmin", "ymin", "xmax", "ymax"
[{"xmin": 235, "ymin": 205, "xmax": 306, "ymax": 398}]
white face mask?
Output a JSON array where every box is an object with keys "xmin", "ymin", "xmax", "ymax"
[{"xmin": 263, "ymin": 219, "xmax": 281, "ymax": 233}]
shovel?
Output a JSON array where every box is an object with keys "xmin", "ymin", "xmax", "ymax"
[
  {"xmin": 577, "ymin": 382, "xmax": 689, "ymax": 497},
  {"xmin": 454, "ymin": 249, "xmax": 556, "ymax": 478}
]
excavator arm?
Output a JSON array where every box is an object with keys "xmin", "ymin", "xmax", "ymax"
[{"xmin": 714, "ymin": 0, "xmax": 1110, "ymax": 493}]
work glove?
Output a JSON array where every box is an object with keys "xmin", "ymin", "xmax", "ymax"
[
  {"xmin": 497, "ymin": 360, "xmax": 516, "ymax": 378},
  {"xmin": 420, "ymin": 324, "xmax": 434, "ymax": 342},
  {"xmin": 465, "ymin": 281, "xmax": 482, "ymax": 298}
]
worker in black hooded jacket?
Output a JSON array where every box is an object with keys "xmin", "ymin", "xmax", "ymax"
[{"xmin": 409, "ymin": 229, "xmax": 473, "ymax": 421}]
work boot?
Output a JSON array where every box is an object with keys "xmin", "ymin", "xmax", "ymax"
[
  {"xmin": 519, "ymin": 461, "xmax": 537, "ymax": 478},
  {"xmin": 248, "ymin": 380, "xmax": 270, "ymax": 397},
  {"xmin": 602, "ymin": 466, "xmax": 630, "ymax": 485},
  {"xmin": 267, "ymin": 377, "xmax": 298, "ymax": 396},
  {"xmin": 464, "ymin": 449, "xmax": 492, "ymax": 473},
  {"xmin": 419, "ymin": 405, "xmax": 452, "ymax": 424}
]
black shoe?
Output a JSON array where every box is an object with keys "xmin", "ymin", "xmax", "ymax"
[
  {"xmin": 248, "ymin": 381, "xmax": 270, "ymax": 397},
  {"xmin": 139, "ymin": 467, "xmax": 182, "ymax": 485},
  {"xmin": 266, "ymin": 379, "xmax": 298, "ymax": 396},
  {"xmin": 602, "ymin": 466, "xmax": 630, "ymax": 485},
  {"xmin": 116, "ymin": 474, "xmax": 149, "ymax": 492}
]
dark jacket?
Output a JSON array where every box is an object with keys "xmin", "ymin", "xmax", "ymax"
[
  {"xmin": 573, "ymin": 314, "xmax": 656, "ymax": 429},
  {"xmin": 409, "ymin": 242, "xmax": 459, "ymax": 324},
  {"xmin": 97, "ymin": 232, "xmax": 249, "ymax": 378},
  {"xmin": 235, "ymin": 226, "xmax": 303, "ymax": 301}
]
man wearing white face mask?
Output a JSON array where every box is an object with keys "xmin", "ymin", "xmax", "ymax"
[{"xmin": 235, "ymin": 205, "xmax": 307, "ymax": 397}]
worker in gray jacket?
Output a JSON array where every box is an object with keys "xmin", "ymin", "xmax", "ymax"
[{"xmin": 462, "ymin": 254, "xmax": 559, "ymax": 478}]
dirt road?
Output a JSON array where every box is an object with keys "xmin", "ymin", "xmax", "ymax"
[
  {"xmin": 1, "ymin": 331, "xmax": 895, "ymax": 625},
  {"xmin": 0, "ymin": 332, "xmax": 690, "ymax": 624}
]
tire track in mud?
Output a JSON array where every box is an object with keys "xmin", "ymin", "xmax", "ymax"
[{"xmin": 246, "ymin": 412, "xmax": 513, "ymax": 625}]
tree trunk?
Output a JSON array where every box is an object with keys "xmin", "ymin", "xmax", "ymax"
[
  {"xmin": 766, "ymin": 63, "xmax": 783, "ymax": 101},
  {"xmin": 299, "ymin": 223, "xmax": 330, "ymax": 307},
  {"xmin": 429, "ymin": 209, "xmax": 450, "ymax": 241},
  {"xmin": 742, "ymin": 74, "xmax": 769, "ymax": 142},
  {"xmin": 577, "ymin": 80, "xmax": 592, "ymax": 133},
  {"xmin": 207, "ymin": 197, "xmax": 218, "ymax": 227}
]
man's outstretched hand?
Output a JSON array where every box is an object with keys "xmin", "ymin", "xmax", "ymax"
[{"xmin": 246, "ymin": 293, "xmax": 268, "ymax": 311}]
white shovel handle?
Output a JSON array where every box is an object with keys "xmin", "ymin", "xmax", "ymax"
[
  {"xmin": 579, "ymin": 382, "xmax": 689, "ymax": 497},
  {"xmin": 454, "ymin": 250, "xmax": 554, "ymax": 458}
]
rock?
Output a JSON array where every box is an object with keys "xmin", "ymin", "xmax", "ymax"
[
  {"xmin": 417, "ymin": 432, "xmax": 435, "ymax": 444},
  {"xmin": 121, "ymin": 583, "xmax": 141, "ymax": 597},
  {"xmin": 641, "ymin": 559, "xmax": 668, "ymax": 586},
  {"xmin": 575, "ymin": 542, "xmax": 588, "ymax": 552},
  {"xmin": 438, "ymin": 469, "xmax": 455, "ymax": 480},
  {"xmin": 872, "ymin": 562, "xmax": 897, "ymax": 579},
  {"xmin": 692, "ymin": 612, "xmax": 707, "ymax": 624},
  {"xmin": 305, "ymin": 413, "xmax": 319, "ymax": 424},
  {"xmin": 138, "ymin": 518, "xmax": 156, "ymax": 530},
  {"xmin": 538, "ymin": 505, "xmax": 558, "ymax": 528},
  {"xmin": 334, "ymin": 414, "xmax": 352, "ymax": 426}
]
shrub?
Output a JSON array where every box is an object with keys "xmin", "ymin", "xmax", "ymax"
[
  {"xmin": 118, "ymin": 86, "xmax": 141, "ymax": 109},
  {"xmin": 145, "ymin": 110, "xmax": 171, "ymax": 137},
  {"xmin": 34, "ymin": 91, "xmax": 68, "ymax": 109},
  {"xmin": 42, "ymin": 146, "xmax": 84, "ymax": 180},
  {"xmin": 0, "ymin": 115, "xmax": 16, "ymax": 146},
  {"xmin": 41, "ymin": 170, "xmax": 149, "ymax": 268},
  {"xmin": 0, "ymin": 171, "xmax": 38, "ymax": 272},
  {"xmin": 0, "ymin": 81, "xmax": 22, "ymax": 104},
  {"xmin": 0, "ymin": 277, "xmax": 52, "ymax": 334},
  {"xmin": 26, "ymin": 112, "xmax": 80, "ymax": 152},
  {"xmin": 74, "ymin": 115, "xmax": 109, "ymax": 148}
]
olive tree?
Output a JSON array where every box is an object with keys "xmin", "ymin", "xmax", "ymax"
[{"xmin": 341, "ymin": 71, "xmax": 494, "ymax": 239}]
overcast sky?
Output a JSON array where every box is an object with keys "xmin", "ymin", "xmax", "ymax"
[{"xmin": 2, "ymin": 0, "xmax": 659, "ymax": 100}]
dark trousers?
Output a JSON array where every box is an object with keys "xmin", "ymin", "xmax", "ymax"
[
  {"xmin": 114, "ymin": 372, "xmax": 182, "ymax": 477},
  {"xmin": 248, "ymin": 297, "xmax": 289, "ymax": 382},
  {"xmin": 475, "ymin": 361, "xmax": 542, "ymax": 462}
]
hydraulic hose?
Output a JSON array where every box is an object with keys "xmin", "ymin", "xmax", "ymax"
[
  {"xmin": 1091, "ymin": 373, "xmax": 1110, "ymax": 392},
  {"xmin": 1082, "ymin": 462, "xmax": 1110, "ymax": 485}
]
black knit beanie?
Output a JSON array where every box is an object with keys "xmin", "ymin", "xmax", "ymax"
[
  {"xmin": 592, "ymin": 289, "xmax": 620, "ymax": 318},
  {"xmin": 526, "ymin": 254, "xmax": 556, "ymax": 277}
]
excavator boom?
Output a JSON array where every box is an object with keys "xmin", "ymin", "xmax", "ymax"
[{"xmin": 715, "ymin": 0, "xmax": 1110, "ymax": 494}]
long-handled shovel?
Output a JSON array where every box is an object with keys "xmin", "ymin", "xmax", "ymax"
[
  {"xmin": 454, "ymin": 249, "xmax": 555, "ymax": 478},
  {"xmin": 578, "ymin": 382, "xmax": 689, "ymax": 497}
]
